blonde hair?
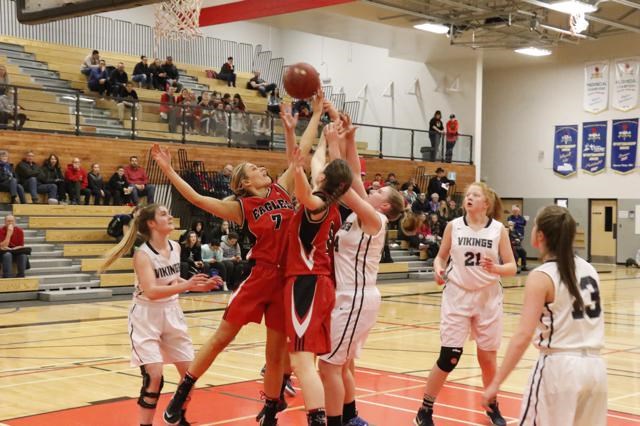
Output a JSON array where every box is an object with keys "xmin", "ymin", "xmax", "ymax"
[
  {"xmin": 465, "ymin": 182, "xmax": 502, "ymax": 220},
  {"xmin": 99, "ymin": 204, "xmax": 160, "ymax": 273},
  {"xmin": 225, "ymin": 162, "xmax": 250, "ymax": 201},
  {"xmin": 384, "ymin": 186, "xmax": 420, "ymax": 235}
]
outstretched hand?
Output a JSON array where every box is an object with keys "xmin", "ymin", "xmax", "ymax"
[
  {"xmin": 280, "ymin": 103, "xmax": 298, "ymax": 132},
  {"xmin": 151, "ymin": 144, "xmax": 171, "ymax": 169},
  {"xmin": 311, "ymin": 88, "xmax": 325, "ymax": 114},
  {"xmin": 292, "ymin": 146, "xmax": 306, "ymax": 172},
  {"xmin": 187, "ymin": 274, "xmax": 222, "ymax": 292},
  {"xmin": 323, "ymin": 99, "xmax": 339, "ymax": 122},
  {"xmin": 323, "ymin": 123, "xmax": 343, "ymax": 160}
]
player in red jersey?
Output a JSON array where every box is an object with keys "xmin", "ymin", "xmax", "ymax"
[
  {"xmin": 285, "ymin": 133, "xmax": 353, "ymax": 426},
  {"xmin": 153, "ymin": 93, "xmax": 326, "ymax": 426}
]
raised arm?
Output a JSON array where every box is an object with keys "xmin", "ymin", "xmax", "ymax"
[
  {"xmin": 324, "ymin": 117, "xmax": 367, "ymax": 199},
  {"xmin": 293, "ymin": 147, "xmax": 325, "ymax": 215},
  {"xmin": 151, "ymin": 144, "xmax": 243, "ymax": 224}
]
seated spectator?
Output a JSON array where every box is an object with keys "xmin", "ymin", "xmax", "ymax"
[
  {"xmin": 427, "ymin": 167, "xmax": 452, "ymax": 201},
  {"xmin": 221, "ymin": 232, "xmax": 244, "ymax": 290},
  {"xmin": 107, "ymin": 206, "xmax": 140, "ymax": 242},
  {"xmin": 40, "ymin": 154, "xmax": 66, "ymax": 204},
  {"xmin": 108, "ymin": 166, "xmax": 132, "ymax": 205},
  {"xmin": 197, "ymin": 91, "xmax": 213, "ymax": 135},
  {"xmin": 221, "ymin": 93, "xmax": 232, "ymax": 106},
  {"xmin": 217, "ymin": 57, "xmax": 236, "ymax": 87},
  {"xmin": 160, "ymin": 85, "xmax": 178, "ymax": 133},
  {"xmin": 508, "ymin": 221, "xmax": 528, "ymax": 273},
  {"xmin": 293, "ymin": 99, "xmax": 311, "ymax": 117},
  {"xmin": 80, "ymin": 50, "xmax": 100, "ymax": 77},
  {"xmin": 88, "ymin": 60, "xmax": 111, "ymax": 97},
  {"xmin": 124, "ymin": 156, "xmax": 155, "ymax": 204},
  {"xmin": 201, "ymin": 239, "xmax": 227, "ymax": 289},
  {"xmin": 0, "ymin": 89, "xmax": 27, "ymax": 130},
  {"xmin": 507, "ymin": 205, "xmax": 527, "ymax": 237},
  {"xmin": 149, "ymin": 58, "xmax": 167, "ymax": 90},
  {"xmin": 213, "ymin": 103, "xmax": 229, "ymax": 137},
  {"xmin": 132, "ymin": 55, "xmax": 151, "ymax": 89},
  {"xmin": 0, "ymin": 64, "xmax": 8, "ymax": 96},
  {"xmin": 109, "ymin": 62, "xmax": 128, "ymax": 94},
  {"xmin": 0, "ymin": 150, "xmax": 26, "ymax": 204},
  {"xmin": 412, "ymin": 193, "xmax": 429, "ymax": 215},
  {"xmin": 232, "ymin": 93, "xmax": 246, "ymax": 112},
  {"xmin": 401, "ymin": 176, "xmax": 421, "ymax": 194},
  {"xmin": 364, "ymin": 173, "xmax": 385, "ymax": 191},
  {"xmin": 87, "ymin": 163, "xmax": 110, "ymax": 205},
  {"xmin": 162, "ymin": 56, "xmax": 182, "ymax": 91},
  {"xmin": 402, "ymin": 184, "xmax": 418, "ymax": 205},
  {"xmin": 438, "ymin": 200, "xmax": 449, "ymax": 219},
  {"xmin": 428, "ymin": 193, "xmax": 440, "ymax": 213},
  {"xmin": 0, "ymin": 215, "xmax": 29, "ymax": 278},
  {"xmin": 385, "ymin": 173, "xmax": 399, "ymax": 188},
  {"xmin": 177, "ymin": 89, "xmax": 196, "ymax": 133},
  {"xmin": 267, "ymin": 89, "xmax": 281, "ymax": 115},
  {"xmin": 446, "ymin": 199, "xmax": 463, "ymax": 221},
  {"xmin": 428, "ymin": 212, "xmax": 445, "ymax": 239},
  {"xmin": 16, "ymin": 151, "xmax": 58, "ymax": 204},
  {"xmin": 247, "ymin": 70, "xmax": 277, "ymax": 97},
  {"xmin": 115, "ymin": 82, "xmax": 142, "ymax": 122},
  {"xmin": 180, "ymin": 231, "xmax": 208, "ymax": 279},
  {"xmin": 64, "ymin": 157, "xmax": 90, "ymax": 205},
  {"xmin": 179, "ymin": 220, "xmax": 207, "ymax": 245}
]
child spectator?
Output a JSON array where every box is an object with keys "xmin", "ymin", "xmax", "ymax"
[
  {"xmin": 177, "ymin": 89, "xmax": 196, "ymax": 133},
  {"xmin": 201, "ymin": 239, "xmax": 227, "ymax": 290},
  {"xmin": 428, "ymin": 212, "xmax": 444, "ymax": 239},
  {"xmin": 132, "ymin": 55, "xmax": 151, "ymax": 89},
  {"xmin": 64, "ymin": 157, "xmax": 90, "ymax": 205},
  {"xmin": 197, "ymin": 92, "xmax": 213, "ymax": 135},
  {"xmin": 232, "ymin": 93, "xmax": 246, "ymax": 112},
  {"xmin": 16, "ymin": 151, "xmax": 58, "ymax": 204},
  {"xmin": 124, "ymin": 156, "xmax": 155, "ymax": 204},
  {"xmin": 0, "ymin": 215, "xmax": 28, "ymax": 278},
  {"xmin": 88, "ymin": 163, "xmax": 110, "ymax": 205},
  {"xmin": 40, "ymin": 154, "xmax": 66, "ymax": 204},
  {"xmin": 0, "ymin": 150, "xmax": 26, "ymax": 204},
  {"xmin": 108, "ymin": 166, "xmax": 132, "ymax": 205}
]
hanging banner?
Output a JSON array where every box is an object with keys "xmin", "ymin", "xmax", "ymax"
[
  {"xmin": 613, "ymin": 57, "xmax": 640, "ymax": 111},
  {"xmin": 553, "ymin": 125, "xmax": 578, "ymax": 177},
  {"xmin": 584, "ymin": 61, "xmax": 609, "ymax": 113},
  {"xmin": 611, "ymin": 119, "xmax": 638, "ymax": 174},
  {"xmin": 581, "ymin": 121, "xmax": 607, "ymax": 174}
]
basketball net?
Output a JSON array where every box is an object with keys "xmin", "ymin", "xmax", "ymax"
[
  {"xmin": 570, "ymin": 11, "xmax": 589, "ymax": 35},
  {"xmin": 154, "ymin": 0, "xmax": 203, "ymax": 49}
]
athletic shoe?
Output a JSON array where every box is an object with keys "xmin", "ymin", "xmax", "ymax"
[
  {"xmin": 413, "ymin": 408, "xmax": 434, "ymax": 426},
  {"xmin": 260, "ymin": 364, "xmax": 266, "ymax": 377},
  {"xmin": 344, "ymin": 415, "xmax": 369, "ymax": 425},
  {"xmin": 284, "ymin": 377, "xmax": 296, "ymax": 397},
  {"xmin": 178, "ymin": 410, "xmax": 191, "ymax": 426},
  {"xmin": 255, "ymin": 397, "xmax": 287, "ymax": 424},
  {"xmin": 486, "ymin": 402, "xmax": 507, "ymax": 426}
]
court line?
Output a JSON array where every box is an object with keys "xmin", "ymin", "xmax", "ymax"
[
  {"xmin": 608, "ymin": 391, "xmax": 640, "ymax": 402},
  {"xmin": 355, "ymin": 399, "xmax": 486, "ymax": 426}
]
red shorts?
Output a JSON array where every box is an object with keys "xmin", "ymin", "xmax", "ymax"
[
  {"xmin": 284, "ymin": 274, "xmax": 335, "ymax": 355},
  {"xmin": 223, "ymin": 262, "xmax": 285, "ymax": 333}
]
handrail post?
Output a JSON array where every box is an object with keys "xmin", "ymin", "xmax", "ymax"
[
  {"xmin": 410, "ymin": 130, "xmax": 415, "ymax": 161},
  {"xmin": 12, "ymin": 86, "xmax": 19, "ymax": 131},
  {"xmin": 131, "ymin": 100, "xmax": 137, "ymax": 140},
  {"xmin": 181, "ymin": 106, "xmax": 186, "ymax": 144},
  {"xmin": 378, "ymin": 127, "xmax": 383, "ymax": 159},
  {"xmin": 227, "ymin": 112, "xmax": 232, "ymax": 147},
  {"xmin": 269, "ymin": 113, "xmax": 274, "ymax": 151},
  {"xmin": 469, "ymin": 135, "xmax": 473, "ymax": 165},
  {"xmin": 75, "ymin": 92, "xmax": 81, "ymax": 136}
]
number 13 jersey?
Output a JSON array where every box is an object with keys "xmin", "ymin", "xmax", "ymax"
[{"xmin": 447, "ymin": 216, "xmax": 503, "ymax": 291}]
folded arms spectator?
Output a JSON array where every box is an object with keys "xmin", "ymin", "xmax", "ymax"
[
  {"xmin": 107, "ymin": 166, "xmax": 132, "ymax": 205},
  {"xmin": 124, "ymin": 156, "xmax": 155, "ymax": 204},
  {"xmin": 149, "ymin": 58, "xmax": 167, "ymax": 90},
  {"xmin": 87, "ymin": 163, "xmax": 110, "ymax": 205},
  {"xmin": 16, "ymin": 151, "xmax": 58, "ymax": 204},
  {"xmin": 109, "ymin": 62, "xmax": 128, "ymax": 94},
  {"xmin": 64, "ymin": 158, "xmax": 91, "ymax": 205}
]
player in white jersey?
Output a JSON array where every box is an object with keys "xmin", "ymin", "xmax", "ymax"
[
  {"xmin": 318, "ymin": 120, "xmax": 418, "ymax": 426},
  {"xmin": 482, "ymin": 205, "xmax": 606, "ymax": 425},
  {"xmin": 414, "ymin": 182, "xmax": 517, "ymax": 426},
  {"xmin": 101, "ymin": 204, "xmax": 220, "ymax": 426}
]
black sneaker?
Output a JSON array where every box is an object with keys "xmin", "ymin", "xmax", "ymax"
[
  {"xmin": 413, "ymin": 408, "xmax": 434, "ymax": 426},
  {"xmin": 179, "ymin": 410, "xmax": 191, "ymax": 426},
  {"xmin": 486, "ymin": 402, "xmax": 506, "ymax": 426},
  {"xmin": 255, "ymin": 398, "xmax": 287, "ymax": 424}
]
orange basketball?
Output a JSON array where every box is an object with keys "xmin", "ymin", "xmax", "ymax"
[{"xmin": 283, "ymin": 62, "xmax": 320, "ymax": 99}]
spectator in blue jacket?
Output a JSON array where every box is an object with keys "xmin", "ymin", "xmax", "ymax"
[
  {"xmin": 507, "ymin": 206, "xmax": 527, "ymax": 237},
  {"xmin": 88, "ymin": 60, "xmax": 111, "ymax": 96}
]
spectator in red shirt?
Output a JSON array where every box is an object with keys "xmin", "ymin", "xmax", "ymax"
[
  {"xmin": 0, "ymin": 215, "xmax": 27, "ymax": 278},
  {"xmin": 160, "ymin": 85, "xmax": 178, "ymax": 133},
  {"xmin": 124, "ymin": 156, "xmax": 155, "ymax": 205},
  {"xmin": 64, "ymin": 157, "xmax": 90, "ymax": 205},
  {"xmin": 445, "ymin": 114, "xmax": 459, "ymax": 163}
]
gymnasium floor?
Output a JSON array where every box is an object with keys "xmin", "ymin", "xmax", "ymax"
[{"xmin": 0, "ymin": 266, "xmax": 638, "ymax": 425}]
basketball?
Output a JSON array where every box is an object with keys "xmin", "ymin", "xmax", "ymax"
[{"xmin": 283, "ymin": 62, "xmax": 320, "ymax": 99}]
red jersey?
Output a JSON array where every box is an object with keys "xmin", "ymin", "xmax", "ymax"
[
  {"xmin": 285, "ymin": 203, "xmax": 341, "ymax": 278},
  {"xmin": 239, "ymin": 183, "xmax": 294, "ymax": 266}
]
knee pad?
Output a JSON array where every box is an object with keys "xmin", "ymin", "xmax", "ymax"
[
  {"xmin": 436, "ymin": 346, "xmax": 463, "ymax": 373},
  {"xmin": 137, "ymin": 365, "xmax": 164, "ymax": 409}
]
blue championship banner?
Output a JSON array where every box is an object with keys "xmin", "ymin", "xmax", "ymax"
[
  {"xmin": 553, "ymin": 125, "xmax": 578, "ymax": 177},
  {"xmin": 611, "ymin": 119, "xmax": 638, "ymax": 174},
  {"xmin": 581, "ymin": 121, "xmax": 607, "ymax": 174}
]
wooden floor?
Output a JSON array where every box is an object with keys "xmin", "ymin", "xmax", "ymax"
[{"xmin": 0, "ymin": 265, "xmax": 638, "ymax": 425}]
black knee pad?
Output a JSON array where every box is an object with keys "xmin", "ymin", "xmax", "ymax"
[
  {"xmin": 436, "ymin": 346, "xmax": 463, "ymax": 373},
  {"xmin": 137, "ymin": 365, "xmax": 164, "ymax": 409}
]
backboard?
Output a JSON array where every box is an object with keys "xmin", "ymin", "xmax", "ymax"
[{"xmin": 16, "ymin": 0, "xmax": 162, "ymax": 24}]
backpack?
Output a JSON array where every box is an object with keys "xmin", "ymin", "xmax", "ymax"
[
  {"xmin": 205, "ymin": 69, "xmax": 217, "ymax": 79},
  {"xmin": 107, "ymin": 215, "xmax": 125, "ymax": 238}
]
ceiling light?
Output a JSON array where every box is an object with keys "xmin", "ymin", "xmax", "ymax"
[
  {"xmin": 414, "ymin": 22, "xmax": 450, "ymax": 34},
  {"xmin": 515, "ymin": 47, "xmax": 552, "ymax": 56},
  {"xmin": 549, "ymin": 0, "xmax": 597, "ymax": 14}
]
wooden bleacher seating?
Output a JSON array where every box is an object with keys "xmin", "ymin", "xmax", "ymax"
[
  {"xmin": 100, "ymin": 272, "xmax": 135, "ymax": 287},
  {"xmin": 29, "ymin": 216, "xmax": 180, "ymax": 229},
  {"xmin": 0, "ymin": 278, "xmax": 39, "ymax": 292}
]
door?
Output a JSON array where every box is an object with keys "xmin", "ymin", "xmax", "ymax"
[
  {"xmin": 501, "ymin": 198, "xmax": 523, "ymax": 227},
  {"xmin": 589, "ymin": 199, "xmax": 617, "ymax": 263}
]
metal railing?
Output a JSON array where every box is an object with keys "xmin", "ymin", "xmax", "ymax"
[{"xmin": 0, "ymin": 84, "xmax": 474, "ymax": 164}]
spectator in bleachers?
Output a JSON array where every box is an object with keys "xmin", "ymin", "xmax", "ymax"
[
  {"xmin": 162, "ymin": 56, "xmax": 182, "ymax": 91},
  {"xmin": 445, "ymin": 113, "xmax": 459, "ymax": 163},
  {"xmin": 88, "ymin": 60, "xmax": 111, "ymax": 97},
  {"xmin": 132, "ymin": 55, "xmax": 151, "ymax": 89},
  {"xmin": 115, "ymin": 82, "xmax": 142, "ymax": 122},
  {"xmin": 217, "ymin": 57, "xmax": 237, "ymax": 87},
  {"xmin": 429, "ymin": 110, "xmax": 445, "ymax": 161},
  {"xmin": 160, "ymin": 85, "xmax": 178, "ymax": 133},
  {"xmin": 247, "ymin": 70, "xmax": 277, "ymax": 97},
  {"xmin": 427, "ymin": 167, "xmax": 451, "ymax": 201},
  {"xmin": 197, "ymin": 91, "xmax": 213, "ymax": 135},
  {"xmin": 267, "ymin": 89, "xmax": 281, "ymax": 115},
  {"xmin": 218, "ymin": 165, "xmax": 233, "ymax": 197},
  {"xmin": 428, "ymin": 192, "xmax": 440, "ymax": 214},
  {"xmin": 507, "ymin": 205, "xmax": 527, "ymax": 238},
  {"xmin": 0, "ymin": 89, "xmax": 27, "ymax": 130},
  {"xmin": 211, "ymin": 220, "xmax": 231, "ymax": 241},
  {"xmin": 508, "ymin": 221, "xmax": 528, "ymax": 273},
  {"xmin": 438, "ymin": 200, "xmax": 449, "ymax": 219},
  {"xmin": 221, "ymin": 93, "xmax": 232, "ymax": 106},
  {"xmin": 177, "ymin": 88, "xmax": 196, "ymax": 133},
  {"xmin": 0, "ymin": 151, "xmax": 26, "ymax": 204},
  {"xmin": 109, "ymin": 62, "xmax": 128, "ymax": 94},
  {"xmin": 446, "ymin": 199, "xmax": 463, "ymax": 221},
  {"xmin": 385, "ymin": 172, "xmax": 398, "ymax": 188},
  {"xmin": 16, "ymin": 151, "xmax": 58, "ymax": 204},
  {"xmin": 0, "ymin": 65, "xmax": 8, "ymax": 95},
  {"xmin": 364, "ymin": 172, "xmax": 384, "ymax": 191},
  {"xmin": 124, "ymin": 156, "xmax": 155, "ymax": 205},
  {"xmin": 213, "ymin": 103, "xmax": 229, "ymax": 137},
  {"xmin": 428, "ymin": 212, "xmax": 445, "ymax": 239},
  {"xmin": 64, "ymin": 157, "xmax": 90, "ymax": 205},
  {"xmin": 221, "ymin": 231, "xmax": 244, "ymax": 290},
  {"xmin": 149, "ymin": 58, "xmax": 167, "ymax": 90},
  {"xmin": 412, "ymin": 192, "xmax": 429, "ymax": 215},
  {"xmin": 180, "ymin": 231, "xmax": 208, "ymax": 279},
  {"xmin": 108, "ymin": 166, "xmax": 132, "ymax": 205},
  {"xmin": 401, "ymin": 176, "xmax": 421, "ymax": 194},
  {"xmin": 201, "ymin": 239, "xmax": 227, "ymax": 289},
  {"xmin": 232, "ymin": 94, "xmax": 246, "ymax": 112},
  {"xmin": 87, "ymin": 163, "xmax": 110, "ymax": 205},
  {"xmin": 179, "ymin": 220, "xmax": 207, "ymax": 245},
  {"xmin": 402, "ymin": 184, "xmax": 418, "ymax": 205},
  {"xmin": 80, "ymin": 50, "xmax": 100, "ymax": 77},
  {"xmin": 293, "ymin": 99, "xmax": 311, "ymax": 117},
  {"xmin": 41, "ymin": 154, "xmax": 66, "ymax": 204},
  {"xmin": 0, "ymin": 215, "xmax": 28, "ymax": 278}
]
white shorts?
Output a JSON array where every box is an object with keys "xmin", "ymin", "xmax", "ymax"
[
  {"xmin": 128, "ymin": 299, "xmax": 194, "ymax": 367},
  {"xmin": 440, "ymin": 283, "xmax": 502, "ymax": 351},
  {"xmin": 520, "ymin": 351, "xmax": 607, "ymax": 426},
  {"xmin": 319, "ymin": 289, "xmax": 381, "ymax": 365}
]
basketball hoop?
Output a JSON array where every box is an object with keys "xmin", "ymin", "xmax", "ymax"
[
  {"xmin": 154, "ymin": 0, "xmax": 203, "ymax": 42},
  {"xmin": 569, "ymin": 11, "xmax": 589, "ymax": 35}
]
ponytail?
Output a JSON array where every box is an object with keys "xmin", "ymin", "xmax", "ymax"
[
  {"xmin": 311, "ymin": 158, "xmax": 353, "ymax": 214},
  {"xmin": 399, "ymin": 209, "xmax": 420, "ymax": 235}
]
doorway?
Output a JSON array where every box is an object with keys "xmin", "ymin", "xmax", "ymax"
[{"xmin": 589, "ymin": 199, "xmax": 617, "ymax": 263}]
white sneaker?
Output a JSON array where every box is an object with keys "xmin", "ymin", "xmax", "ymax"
[{"xmin": 48, "ymin": 198, "xmax": 59, "ymax": 205}]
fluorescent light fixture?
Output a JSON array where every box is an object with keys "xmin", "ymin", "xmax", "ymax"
[
  {"xmin": 549, "ymin": 0, "xmax": 597, "ymax": 14},
  {"xmin": 414, "ymin": 22, "xmax": 450, "ymax": 34},
  {"xmin": 515, "ymin": 47, "xmax": 552, "ymax": 56}
]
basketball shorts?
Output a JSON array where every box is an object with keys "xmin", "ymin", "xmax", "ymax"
[
  {"xmin": 128, "ymin": 299, "xmax": 194, "ymax": 367},
  {"xmin": 320, "ymin": 288, "xmax": 381, "ymax": 365},
  {"xmin": 284, "ymin": 274, "xmax": 335, "ymax": 355},
  {"xmin": 223, "ymin": 262, "xmax": 285, "ymax": 333},
  {"xmin": 440, "ymin": 282, "xmax": 503, "ymax": 351},
  {"xmin": 520, "ymin": 351, "xmax": 607, "ymax": 425}
]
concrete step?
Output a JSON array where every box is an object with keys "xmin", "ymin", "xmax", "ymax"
[
  {"xmin": 37, "ymin": 273, "xmax": 94, "ymax": 284},
  {"xmin": 393, "ymin": 255, "xmax": 421, "ymax": 262},
  {"xmin": 26, "ymin": 265, "xmax": 82, "ymax": 276},
  {"xmin": 81, "ymin": 116, "xmax": 122, "ymax": 127},
  {"xmin": 0, "ymin": 48, "xmax": 34, "ymax": 60},
  {"xmin": 6, "ymin": 57, "xmax": 48, "ymax": 69},
  {"xmin": 40, "ymin": 279, "xmax": 100, "ymax": 291},
  {"xmin": 32, "ymin": 76, "xmax": 71, "ymax": 87},
  {"xmin": 378, "ymin": 272, "xmax": 409, "ymax": 280},
  {"xmin": 94, "ymin": 127, "xmax": 131, "ymax": 137},
  {"xmin": 20, "ymin": 66, "xmax": 59, "ymax": 79},
  {"xmin": 409, "ymin": 271, "xmax": 435, "ymax": 280},
  {"xmin": 29, "ymin": 258, "xmax": 74, "ymax": 268},
  {"xmin": 38, "ymin": 288, "xmax": 112, "ymax": 301},
  {"xmin": 111, "ymin": 286, "xmax": 135, "ymax": 295},
  {"xmin": 23, "ymin": 229, "xmax": 42, "ymax": 237},
  {"xmin": 31, "ymin": 250, "xmax": 64, "ymax": 258},
  {"xmin": 29, "ymin": 243, "xmax": 57, "ymax": 253},
  {"xmin": 24, "ymin": 236, "xmax": 46, "ymax": 244},
  {"xmin": 0, "ymin": 42, "xmax": 25, "ymax": 52}
]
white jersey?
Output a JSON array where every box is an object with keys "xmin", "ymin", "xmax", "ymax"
[
  {"xmin": 333, "ymin": 211, "xmax": 388, "ymax": 293},
  {"xmin": 446, "ymin": 216, "xmax": 503, "ymax": 291},
  {"xmin": 532, "ymin": 257, "xmax": 604, "ymax": 351},
  {"xmin": 134, "ymin": 240, "xmax": 181, "ymax": 303}
]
